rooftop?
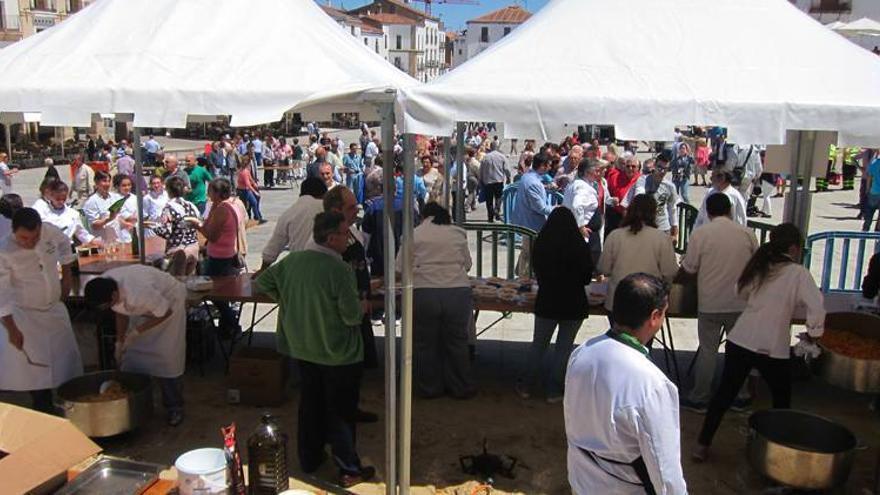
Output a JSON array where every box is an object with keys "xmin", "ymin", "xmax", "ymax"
[
  {"xmin": 467, "ymin": 4, "xmax": 532, "ymax": 25},
  {"xmin": 362, "ymin": 12, "xmax": 420, "ymax": 25},
  {"xmin": 321, "ymin": 5, "xmax": 363, "ymax": 25}
]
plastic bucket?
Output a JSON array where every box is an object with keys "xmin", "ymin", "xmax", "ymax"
[{"xmin": 175, "ymin": 448, "xmax": 229, "ymax": 495}]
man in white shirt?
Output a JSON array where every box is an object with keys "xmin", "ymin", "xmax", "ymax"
[
  {"xmin": 565, "ymin": 273, "xmax": 687, "ymax": 495},
  {"xmin": 677, "ymin": 193, "xmax": 757, "ymax": 412},
  {"xmin": 0, "ymin": 152, "xmax": 17, "ymax": 195},
  {"xmin": 33, "ymin": 180, "xmax": 96, "ymax": 246},
  {"xmin": 694, "ymin": 169, "xmax": 748, "ymax": 228},
  {"xmin": 364, "ymin": 136, "xmax": 380, "ymax": 169},
  {"xmin": 82, "ymin": 171, "xmax": 121, "ymax": 237},
  {"xmin": 729, "ymin": 144, "xmax": 763, "ymax": 200},
  {"xmin": 257, "ymin": 178, "xmax": 328, "ymax": 274},
  {"xmin": 623, "ymin": 152, "xmax": 680, "ymax": 237}
]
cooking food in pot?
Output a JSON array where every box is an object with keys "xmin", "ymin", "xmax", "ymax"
[
  {"xmin": 77, "ymin": 381, "xmax": 129, "ymax": 402},
  {"xmin": 821, "ymin": 328, "xmax": 880, "ymax": 360}
]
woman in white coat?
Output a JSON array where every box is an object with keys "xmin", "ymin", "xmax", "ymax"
[
  {"xmin": 0, "ymin": 208, "xmax": 83, "ymax": 412},
  {"xmin": 84, "ymin": 265, "xmax": 188, "ymax": 426}
]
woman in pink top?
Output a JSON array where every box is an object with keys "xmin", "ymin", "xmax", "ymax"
[
  {"xmin": 694, "ymin": 137, "xmax": 711, "ymax": 186},
  {"xmin": 235, "ymin": 155, "xmax": 265, "ymax": 223},
  {"xmin": 198, "ymin": 177, "xmax": 243, "ymax": 335}
]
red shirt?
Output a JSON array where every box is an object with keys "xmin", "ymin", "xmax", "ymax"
[{"xmin": 606, "ymin": 167, "xmax": 641, "ymax": 215}]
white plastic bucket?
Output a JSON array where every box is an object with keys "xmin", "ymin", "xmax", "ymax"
[{"xmin": 175, "ymin": 447, "xmax": 229, "ymax": 495}]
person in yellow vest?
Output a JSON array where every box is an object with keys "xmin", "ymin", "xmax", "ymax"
[
  {"xmin": 842, "ymin": 147, "xmax": 860, "ymax": 191},
  {"xmin": 817, "ymin": 145, "xmax": 837, "ymax": 192}
]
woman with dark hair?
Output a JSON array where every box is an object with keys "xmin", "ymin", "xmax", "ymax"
[
  {"xmin": 694, "ymin": 223, "xmax": 824, "ymax": 462},
  {"xmin": 398, "ymin": 201, "xmax": 475, "ymax": 398},
  {"xmin": 112, "ymin": 174, "xmax": 138, "ymax": 244},
  {"xmin": 198, "ymin": 178, "xmax": 243, "ymax": 335},
  {"xmin": 516, "ymin": 207, "xmax": 593, "ymax": 402},
  {"xmin": 0, "ymin": 193, "xmax": 23, "ymax": 239},
  {"xmin": 153, "ymin": 176, "xmax": 201, "ymax": 276},
  {"xmin": 598, "ymin": 194, "xmax": 677, "ymax": 325}
]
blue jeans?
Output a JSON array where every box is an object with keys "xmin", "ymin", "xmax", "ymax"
[
  {"xmin": 863, "ymin": 194, "xmax": 880, "ymax": 231},
  {"xmin": 674, "ymin": 178, "xmax": 691, "ymax": 204},
  {"xmin": 237, "ymin": 189, "xmax": 263, "ymax": 220}
]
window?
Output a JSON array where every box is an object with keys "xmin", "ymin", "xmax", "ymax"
[
  {"xmin": 480, "ymin": 27, "xmax": 489, "ymax": 43},
  {"xmin": 351, "ymin": 25, "xmax": 356, "ymax": 35},
  {"xmin": 396, "ymin": 35, "xmax": 402, "ymax": 50},
  {"xmin": 458, "ymin": 49, "xmax": 462, "ymax": 55},
  {"xmin": 375, "ymin": 39, "xmax": 379, "ymax": 53},
  {"xmin": 810, "ymin": 0, "xmax": 851, "ymax": 12},
  {"xmin": 503, "ymin": 27, "xmax": 511, "ymax": 36},
  {"xmin": 394, "ymin": 57, "xmax": 402, "ymax": 69},
  {"xmin": 32, "ymin": 0, "xmax": 54, "ymax": 11}
]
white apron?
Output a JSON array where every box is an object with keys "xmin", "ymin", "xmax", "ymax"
[
  {"xmin": 117, "ymin": 279, "xmax": 187, "ymax": 379},
  {"xmin": 0, "ymin": 224, "xmax": 83, "ymax": 391}
]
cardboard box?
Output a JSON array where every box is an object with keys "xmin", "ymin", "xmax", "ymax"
[
  {"xmin": 0, "ymin": 402, "xmax": 101, "ymax": 494},
  {"xmin": 227, "ymin": 347, "xmax": 287, "ymax": 406}
]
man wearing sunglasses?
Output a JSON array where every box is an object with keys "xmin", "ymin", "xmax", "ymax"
[{"xmin": 622, "ymin": 151, "xmax": 681, "ymax": 240}]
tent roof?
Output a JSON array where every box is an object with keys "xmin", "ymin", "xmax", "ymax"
[
  {"xmin": 834, "ymin": 17, "xmax": 880, "ymax": 36},
  {"xmin": 0, "ymin": 0, "xmax": 417, "ymax": 128},
  {"xmin": 397, "ymin": 0, "xmax": 880, "ymax": 146}
]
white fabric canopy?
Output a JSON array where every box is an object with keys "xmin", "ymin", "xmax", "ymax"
[
  {"xmin": 834, "ymin": 17, "xmax": 880, "ymax": 36},
  {"xmin": 397, "ymin": 0, "xmax": 880, "ymax": 146},
  {"xmin": 0, "ymin": 0, "xmax": 416, "ymax": 128}
]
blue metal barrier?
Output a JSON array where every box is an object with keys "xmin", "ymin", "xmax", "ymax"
[
  {"xmin": 501, "ymin": 182, "xmax": 564, "ymax": 224},
  {"xmin": 461, "ymin": 221, "xmax": 537, "ymax": 280},
  {"xmin": 804, "ymin": 231, "xmax": 880, "ymax": 293}
]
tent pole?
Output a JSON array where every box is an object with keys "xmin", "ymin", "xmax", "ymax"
[
  {"xmin": 783, "ymin": 130, "xmax": 815, "ymax": 236},
  {"xmin": 4, "ymin": 123, "xmax": 11, "ymax": 155},
  {"xmin": 455, "ymin": 122, "xmax": 466, "ymax": 224},
  {"xmin": 399, "ymin": 133, "xmax": 416, "ymax": 495},
  {"xmin": 442, "ymin": 136, "xmax": 452, "ymax": 209},
  {"xmin": 132, "ymin": 127, "xmax": 147, "ymax": 264},
  {"xmin": 379, "ymin": 102, "xmax": 397, "ymax": 495}
]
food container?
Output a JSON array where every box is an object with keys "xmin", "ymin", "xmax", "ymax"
[
  {"xmin": 55, "ymin": 456, "xmax": 162, "ymax": 495},
  {"xmin": 747, "ymin": 409, "xmax": 856, "ymax": 490},
  {"xmin": 815, "ymin": 312, "xmax": 880, "ymax": 393},
  {"xmin": 175, "ymin": 448, "xmax": 229, "ymax": 495},
  {"xmin": 55, "ymin": 371, "xmax": 153, "ymax": 437}
]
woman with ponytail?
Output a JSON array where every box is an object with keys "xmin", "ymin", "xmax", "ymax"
[{"xmin": 693, "ymin": 223, "xmax": 825, "ymax": 462}]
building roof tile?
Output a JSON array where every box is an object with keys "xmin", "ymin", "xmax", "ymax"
[{"xmin": 467, "ymin": 5, "xmax": 532, "ymax": 25}]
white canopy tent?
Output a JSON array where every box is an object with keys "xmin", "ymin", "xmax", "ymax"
[
  {"xmin": 396, "ymin": 0, "xmax": 880, "ymax": 148},
  {"xmin": 833, "ymin": 17, "xmax": 880, "ymax": 37},
  {"xmin": 0, "ymin": 2, "xmax": 417, "ymax": 493}
]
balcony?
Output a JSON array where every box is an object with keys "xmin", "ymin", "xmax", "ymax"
[
  {"xmin": 30, "ymin": 1, "xmax": 55, "ymax": 12},
  {"xmin": 809, "ymin": 0, "xmax": 851, "ymax": 13}
]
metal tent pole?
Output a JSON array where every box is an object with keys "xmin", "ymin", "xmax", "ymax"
[
  {"xmin": 454, "ymin": 122, "xmax": 466, "ymax": 224},
  {"xmin": 398, "ymin": 133, "xmax": 416, "ymax": 495},
  {"xmin": 132, "ymin": 127, "xmax": 147, "ymax": 264},
  {"xmin": 783, "ymin": 130, "xmax": 815, "ymax": 236},
  {"xmin": 442, "ymin": 136, "xmax": 452, "ymax": 209},
  {"xmin": 379, "ymin": 102, "xmax": 397, "ymax": 495},
  {"xmin": 4, "ymin": 123, "xmax": 11, "ymax": 155}
]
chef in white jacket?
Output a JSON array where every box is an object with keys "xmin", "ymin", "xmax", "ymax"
[
  {"xmin": 33, "ymin": 179, "xmax": 98, "ymax": 246},
  {"xmin": 565, "ymin": 273, "xmax": 687, "ymax": 494},
  {"xmin": 0, "ymin": 208, "xmax": 83, "ymax": 412},
  {"xmin": 84, "ymin": 265, "xmax": 188, "ymax": 426}
]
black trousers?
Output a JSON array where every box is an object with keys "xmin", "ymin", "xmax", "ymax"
[
  {"xmin": 31, "ymin": 389, "xmax": 54, "ymax": 414},
  {"xmin": 483, "ymin": 182, "xmax": 504, "ymax": 222},
  {"xmin": 298, "ymin": 360, "xmax": 363, "ymax": 475},
  {"xmin": 698, "ymin": 342, "xmax": 791, "ymax": 446}
]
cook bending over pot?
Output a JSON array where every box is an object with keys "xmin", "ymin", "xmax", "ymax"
[
  {"xmin": 0, "ymin": 208, "xmax": 83, "ymax": 413},
  {"xmin": 692, "ymin": 223, "xmax": 824, "ymax": 462},
  {"xmin": 85, "ymin": 265, "xmax": 188, "ymax": 426}
]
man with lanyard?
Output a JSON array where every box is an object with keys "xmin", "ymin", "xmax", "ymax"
[
  {"xmin": 564, "ymin": 273, "xmax": 687, "ymax": 494},
  {"xmin": 84, "ymin": 265, "xmax": 188, "ymax": 426},
  {"xmin": 0, "ymin": 208, "xmax": 83, "ymax": 413},
  {"xmin": 623, "ymin": 151, "xmax": 680, "ymax": 239}
]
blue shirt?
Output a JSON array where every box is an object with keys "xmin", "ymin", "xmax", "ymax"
[
  {"xmin": 395, "ymin": 175, "xmax": 427, "ymax": 203},
  {"xmin": 343, "ymin": 153, "xmax": 364, "ymax": 174},
  {"xmin": 511, "ymin": 170, "xmax": 553, "ymax": 232},
  {"xmin": 252, "ymin": 139, "xmax": 264, "ymax": 154},
  {"xmin": 870, "ymin": 159, "xmax": 880, "ymax": 196},
  {"xmin": 143, "ymin": 139, "xmax": 161, "ymax": 154}
]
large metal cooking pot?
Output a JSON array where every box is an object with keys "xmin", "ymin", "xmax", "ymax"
[
  {"xmin": 815, "ymin": 312, "xmax": 880, "ymax": 393},
  {"xmin": 55, "ymin": 371, "xmax": 153, "ymax": 437},
  {"xmin": 747, "ymin": 409, "xmax": 856, "ymax": 490}
]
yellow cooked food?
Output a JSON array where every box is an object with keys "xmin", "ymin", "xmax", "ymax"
[
  {"xmin": 77, "ymin": 382, "xmax": 129, "ymax": 402},
  {"xmin": 821, "ymin": 328, "xmax": 880, "ymax": 360}
]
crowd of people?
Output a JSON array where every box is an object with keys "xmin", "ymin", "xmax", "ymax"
[{"xmin": 1, "ymin": 120, "xmax": 878, "ymax": 492}]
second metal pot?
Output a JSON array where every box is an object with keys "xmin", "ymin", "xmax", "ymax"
[
  {"xmin": 55, "ymin": 370, "xmax": 153, "ymax": 437},
  {"xmin": 815, "ymin": 312, "xmax": 880, "ymax": 393},
  {"xmin": 747, "ymin": 409, "xmax": 856, "ymax": 491}
]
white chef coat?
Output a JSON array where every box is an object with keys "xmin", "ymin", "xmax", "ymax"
[
  {"xmin": 105, "ymin": 265, "xmax": 187, "ymax": 378},
  {"xmin": 563, "ymin": 178, "xmax": 598, "ymax": 228},
  {"xmin": 728, "ymin": 262, "xmax": 825, "ymax": 359},
  {"xmin": 112, "ymin": 194, "xmax": 139, "ymax": 243},
  {"xmin": 693, "ymin": 185, "xmax": 747, "ymax": 228},
  {"xmin": 143, "ymin": 191, "xmax": 169, "ymax": 237},
  {"xmin": 33, "ymin": 199, "xmax": 94, "ymax": 245},
  {"xmin": 395, "ymin": 221, "xmax": 471, "ymax": 289},
  {"xmin": 261, "ymin": 195, "xmax": 325, "ymax": 263},
  {"xmin": 680, "ymin": 217, "xmax": 757, "ymax": 314},
  {"xmin": 82, "ymin": 190, "xmax": 121, "ymax": 236},
  {"xmin": 565, "ymin": 334, "xmax": 687, "ymax": 495},
  {"xmin": 0, "ymin": 224, "xmax": 83, "ymax": 390}
]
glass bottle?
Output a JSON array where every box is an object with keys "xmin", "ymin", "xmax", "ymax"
[{"xmin": 247, "ymin": 414, "xmax": 289, "ymax": 494}]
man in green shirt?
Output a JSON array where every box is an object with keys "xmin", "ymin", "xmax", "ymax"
[
  {"xmin": 185, "ymin": 154, "xmax": 213, "ymax": 213},
  {"xmin": 255, "ymin": 211, "xmax": 374, "ymax": 487}
]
